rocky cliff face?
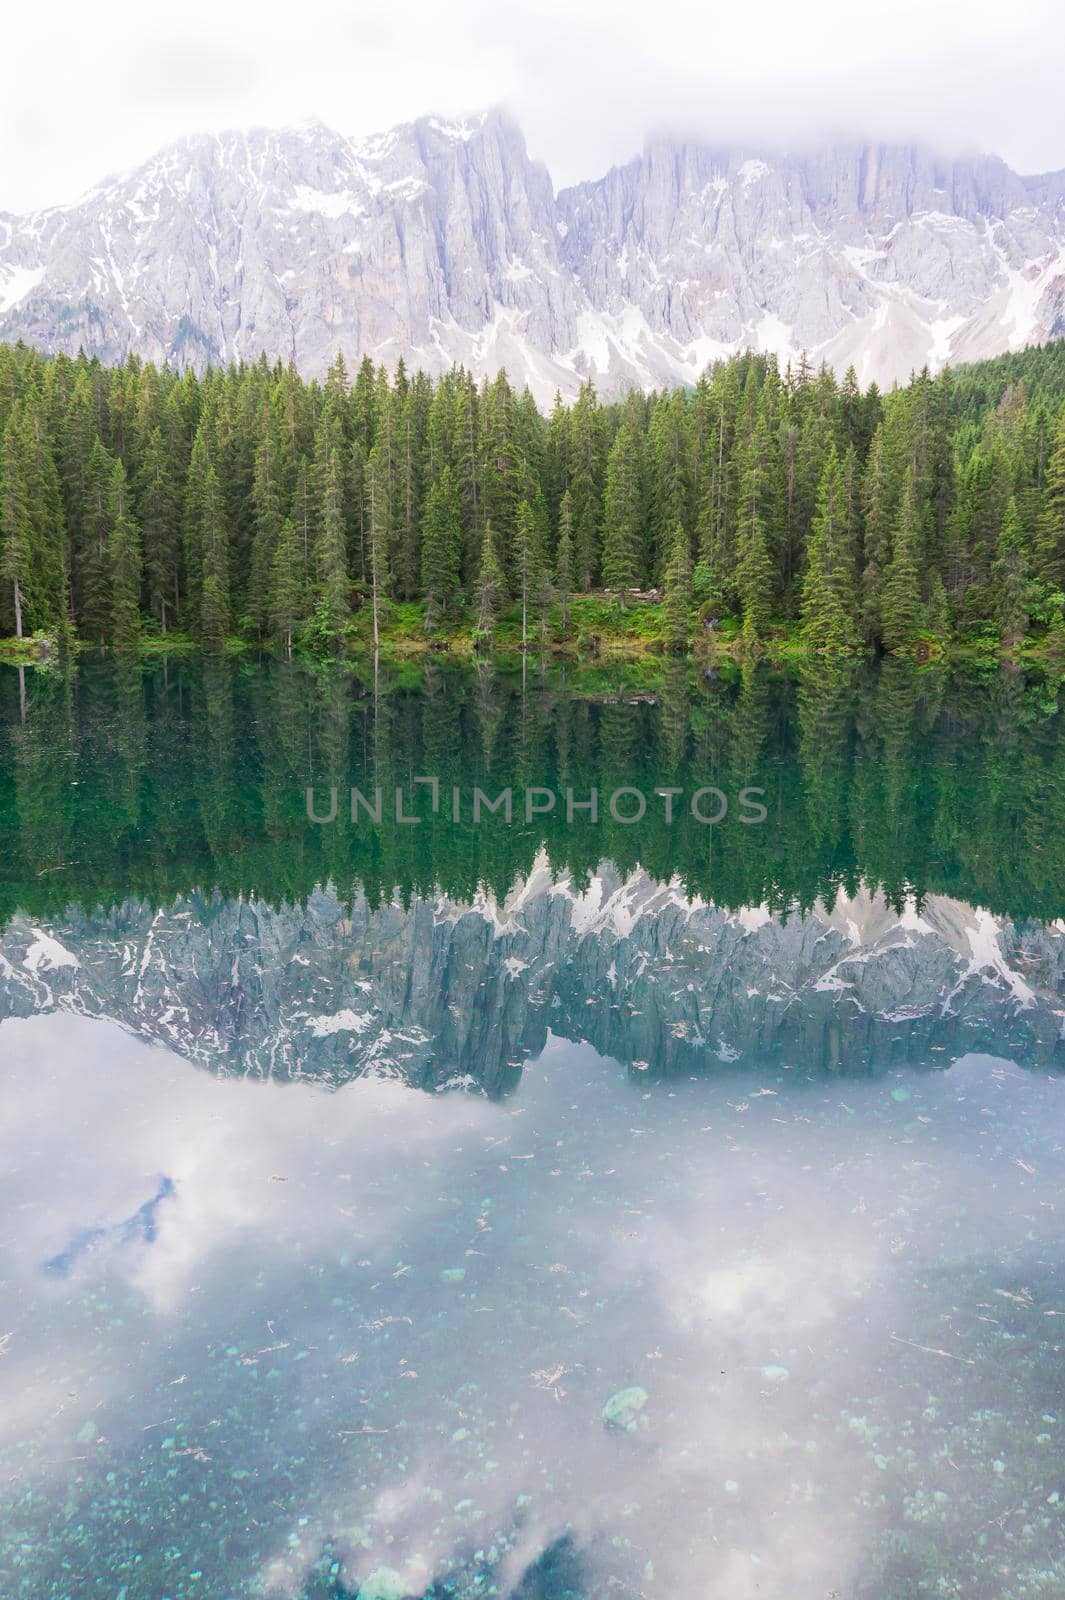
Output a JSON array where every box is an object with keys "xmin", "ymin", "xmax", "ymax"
[
  {"xmin": 1, "ymin": 857, "xmax": 1061, "ymax": 1090},
  {"xmin": 1, "ymin": 113, "xmax": 1064, "ymax": 401}
]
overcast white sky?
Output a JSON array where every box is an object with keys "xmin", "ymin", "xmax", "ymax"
[{"xmin": 3, "ymin": 0, "xmax": 1062, "ymax": 212}]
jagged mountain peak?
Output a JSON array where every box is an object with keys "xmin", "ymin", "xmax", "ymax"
[{"xmin": 1, "ymin": 111, "xmax": 1063, "ymax": 400}]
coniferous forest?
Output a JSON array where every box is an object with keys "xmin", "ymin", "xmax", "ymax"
[{"xmin": 2, "ymin": 336, "xmax": 1065, "ymax": 657}]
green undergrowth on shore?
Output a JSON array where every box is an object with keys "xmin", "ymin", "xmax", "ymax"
[{"xmin": 7, "ymin": 593, "xmax": 1065, "ymax": 675}]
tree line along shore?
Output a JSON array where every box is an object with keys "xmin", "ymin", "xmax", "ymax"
[{"xmin": 2, "ymin": 337, "xmax": 1065, "ymax": 663}]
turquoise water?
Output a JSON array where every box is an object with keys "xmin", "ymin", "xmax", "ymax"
[{"xmin": 2, "ymin": 658, "xmax": 1065, "ymax": 1599}]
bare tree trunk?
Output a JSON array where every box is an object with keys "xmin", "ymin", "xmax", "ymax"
[{"xmin": 13, "ymin": 577, "xmax": 23, "ymax": 640}]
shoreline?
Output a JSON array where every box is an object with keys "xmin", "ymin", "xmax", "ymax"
[{"xmin": 4, "ymin": 608, "xmax": 1065, "ymax": 673}]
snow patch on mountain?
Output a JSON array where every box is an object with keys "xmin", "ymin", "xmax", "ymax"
[
  {"xmin": 0, "ymin": 263, "xmax": 44, "ymax": 313},
  {"xmin": 23, "ymin": 931, "xmax": 80, "ymax": 974}
]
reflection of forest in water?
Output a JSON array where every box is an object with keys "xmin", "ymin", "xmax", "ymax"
[{"xmin": 2, "ymin": 654, "xmax": 1065, "ymax": 925}]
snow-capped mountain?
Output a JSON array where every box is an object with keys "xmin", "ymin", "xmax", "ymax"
[
  {"xmin": 2, "ymin": 109, "xmax": 1065, "ymax": 401},
  {"xmin": 1, "ymin": 860, "xmax": 1061, "ymax": 1089}
]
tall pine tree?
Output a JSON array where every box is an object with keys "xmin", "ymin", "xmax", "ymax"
[
  {"xmin": 108, "ymin": 460, "xmax": 142, "ymax": 649},
  {"xmin": 800, "ymin": 445, "xmax": 860, "ymax": 654}
]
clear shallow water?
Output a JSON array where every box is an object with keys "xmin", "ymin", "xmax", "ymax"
[{"xmin": 2, "ymin": 658, "xmax": 1065, "ymax": 1599}]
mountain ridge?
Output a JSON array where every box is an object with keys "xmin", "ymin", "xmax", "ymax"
[{"xmin": 2, "ymin": 107, "xmax": 1064, "ymax": 401}]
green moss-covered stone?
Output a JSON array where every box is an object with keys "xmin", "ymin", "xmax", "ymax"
[
  {"xmin": 602, "ymin": 1387, "xmax": 649, "ymax": 1431},
  {"xmin": 356, "ymin": 1567, "xmax": 407, "ymax": 1600}
]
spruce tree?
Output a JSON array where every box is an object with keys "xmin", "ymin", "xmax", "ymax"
[
  {"xmin": 881, "ymin": 471, "xmax": 923, "ymax": 653},
  {"xmin": 737, "ymin": 517, "xmax": 773, "ymax": 644},
  {"xmin": 532, "ymin": 546, "xmax": 554, "ymax": 650},
  {"xmin": 182, "ymin": 428, "xmax": 212, "ymax": 630},
  {"xmin": 108, "ymin": 460, "xmax": 142, "ymax": 649},
  {"xmin": 450, "ymin": 372, "xmax": 481, "ymax": 583},
  {"xmin": 199, "ymin": 465, "xmax": 231, "ymax": 651},
  {"xmin": 735, "ymin": 415, "xmax": 778, "ymax": 642},
  {"xmin": 925, "ymin": 571, "xmax": 950, "ymax": 640},
  {"xmin": 1037, "ymin": 410, "xmax": 1065, "ymax": 587},
  {"xmin": 662, "ymin": 523, "xmax": 693, "ymax": 653},
  {"xmin": 59, "ymin": 367, "xmax": 100, "ymax": 557},
  {"xmin": 568, "ymin": 380, "xmax": 606, "ymax": 587},
  {"xmin": 648, "ymin": 390, "xmax": 691, "ymax": 577},
  {"xmin": 394, "ymin": 384, "xmax": 425, "ymax": 599},
  {"xmin": 601, "ymin": 397, "xmax": 645, "ymax": 593},
  {"xmin": 695, "ymin": 365, "xmax": 740, "ymax": 582},
  {"xmin": 514, "ymin": 497, "xmax": 547, "ymax": 649},
  {"xmin": 78, "ymin": 437, "xmax": 116, "ymax": 643},
  {"xmin": 367, "ymin": 446, "xmax": 391, "ymax": 652},
  {"xmin": 19, "ymin": 389, "xmax": 68, "ymax": 630},
  {"xmin": 352, "ymin": 355, "xmax": 378, "ymax": 457},
  {"xmin": 314, "ymin": 440, "xmax": 351, "ymax": 646},
  {"xmin": 859, "ymin": 425, "xmax": 893, "ymax": 637},
  {"xmin": 1, "ymin": 415, "xmax": 30, "ymax": 638},
  {"xmin": 474, "ymin": 521, "xmax": 505, "ymax": 642},
  {"xmin": 555, "ymin": 489, "xmax": 574, "ymax": 634},
  {"xmin": 292, "ymin": 458, "xmax": 314, "ymax": 570},
  {"xmin": 479, "ymin": 371, "xmax": 521, "ymax": 575},
  {"xmin": 420, "ymin": 466, "xmax": 462, "ymax": 629},
  {"xmin": 994, "ymin": 495, "xmax": 1030, "ymax": 648},
  {"xmin": 138, "ymin": 426, "xmax": 181, "ymax": 632},
  {"xmin": 269, "ymin": 518, "xmax": 303, "ymax": 657},
  {"xmin": 544, "ymin": 390, "xmax": 568, "ymax": 533},
  {"xmin": 800, "ymin": 445, "xmax": 860, "ymax": 654},
  {"xmin": 247, "ymin": 426, "xmax": 284, "ymax": 639}
]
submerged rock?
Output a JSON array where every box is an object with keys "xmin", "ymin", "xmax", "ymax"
[
  {"xmin": 602, "ymin": 1386, "xmax": 649, "ymax": 1432},
  {"xmin": 356, "ymin": 1568, "xmax": 407, "ymax": 1600}
]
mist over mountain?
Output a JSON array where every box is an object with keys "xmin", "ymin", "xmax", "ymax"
[{"xmin": 2, "ymin": 108, "xmax": 1064, "ymax": 401}]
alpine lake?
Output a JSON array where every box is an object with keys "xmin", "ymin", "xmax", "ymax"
[{"xmin": 3, "ymin": 652, "xmax": 1065, "ymax": 1600}]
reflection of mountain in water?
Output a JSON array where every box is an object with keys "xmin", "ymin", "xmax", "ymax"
[
  {"xmin": 2, "ymin": 855, "xmax": 1062, "ymax": 1089},
  {"xmin": 5, "ymin": 654, "xmax": 1065, "ymax": 1089}
]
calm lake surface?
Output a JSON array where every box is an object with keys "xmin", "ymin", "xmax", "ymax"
[{"xmin": 2, "ymin": 656, "xmax": 1065, "ymax": 1600}]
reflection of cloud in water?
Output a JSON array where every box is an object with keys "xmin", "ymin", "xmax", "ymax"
[
  {"xmin": 2, "ymin": 1018, "xmax": 1064, "ymax": 1598},
  {"xmin": 42, "ymin": 1175, "xmax": 175, "ymax": 1278}
]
